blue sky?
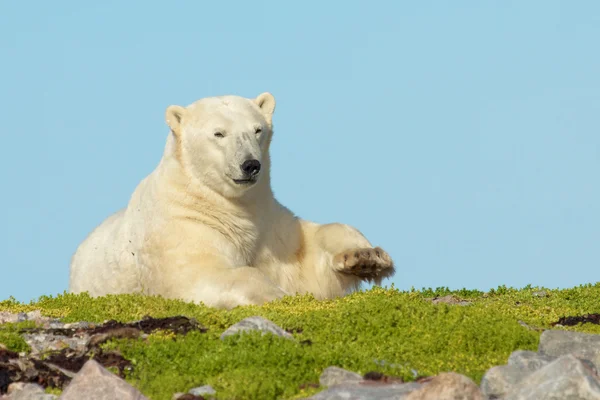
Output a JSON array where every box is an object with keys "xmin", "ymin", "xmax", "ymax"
[{"xmin": 1, "ymin": 1, "xmax": 598, "ymax": 302}]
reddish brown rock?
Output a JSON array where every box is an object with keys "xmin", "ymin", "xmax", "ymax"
[
  {"xmin": 58, "ymin": 360, "xmax": 147, "ymax": 400},
  {"xmin": 405, "ymin": 372, "xmax": 483, "ymax": 400}
]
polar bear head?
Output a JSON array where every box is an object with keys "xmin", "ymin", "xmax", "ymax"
[{"xmin": 165, "ymin": 92, "xmax": 276, "ymax": 198}]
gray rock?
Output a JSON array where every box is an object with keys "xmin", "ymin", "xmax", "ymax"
[
  {"xmin": 539, "ymin": 330, "xmax": 600, "ymax": 370},
  {"xmin": 308, "ymin": 382, "xmax": 421, "ymax": 400},
  {"xmin": 0, "ymin": 311, "xmax": 57, "ymax": 326},
  {"xmin": 508, "ymin": 354, "xmax": 600, "ymax": 400},
  {"xmin": 508, "ymin": 350, "xmax": 556, "ymax": 373},
  {"xmin": 0, "ymin": 312, "xmax": 27, "ymax": 325},
  {"xmin": 319, "ymin": 366, "xmax": 363, "ymax": 387},
  {"xmin": 58, "ymin": 359, "xmax": 148, "ymax": 400},
  {"xmin": 405, "ymin": 372, "xmax": 483, "ymax": 400},
  {"xmin": 22, "ymin": 333, "xmax": 88, "ymax": 357},
  {"xmin": 480, "ymin": 365, "xmax": 523, "ymax": 399},
  {"xmin": 532, "ymin": 290, "xmax": 548, "ymax": 297},
  {"xmin": 189, "ymin": 385, "xmax": 216, "ymax": 396},
  {"xmin": 428, "ymin": 295, "xmax": 472, "ymax": 306},
  {"xmin": 61, "ymin": 321, "xmax": 90, "ymax": 330},
  {"xmin": 6, "ymin": 383, "xmax": 57, "ymax": 400},
  {"xmin": 219, "ymin": 316, "xmax": 293, "ymax": 340}
]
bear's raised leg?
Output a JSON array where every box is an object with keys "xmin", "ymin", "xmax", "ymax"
[{"xmin": 314, "ymin": 223, "xmax": 395, "ymax": 283}]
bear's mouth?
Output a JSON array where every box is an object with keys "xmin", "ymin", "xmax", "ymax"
[{"xmin": 232, "ymin": 178, "xmax": 257, "ymax": 185}]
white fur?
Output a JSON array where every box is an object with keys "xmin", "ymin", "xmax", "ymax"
[{"xmin": 69, "ymin": 93, "xmax": 394, "ymax": 309}]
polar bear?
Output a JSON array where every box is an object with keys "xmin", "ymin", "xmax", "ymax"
[{"xmin": 69, "ymin": 92, "xmax": 394, "ymax": 309}]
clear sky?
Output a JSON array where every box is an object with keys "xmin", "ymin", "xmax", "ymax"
[{"xmin": 1, "ymin": 1, "xmax": 598, "ymax": 302}]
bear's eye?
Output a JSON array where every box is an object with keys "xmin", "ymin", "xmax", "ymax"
[
  {"xmin": 214, "ymin": 132, "xmax": 224, "ymax": 138},
  {"xmin": 255, "ymin": 127, "xmax": 262, "ymax": 134}
]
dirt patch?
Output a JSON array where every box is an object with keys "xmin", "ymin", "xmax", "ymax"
[
  {"xmin": 0, "ymin": 347, "xmax": 131, "ymax": 394},
  {"xmin": 21, "ymin": 315, "xmax": 206, "ymax": 338},
  {"xmin": 89, "ymin": 315, "xmax": 206, "ymax": 336},
  {"xmin": 362, "ymin": 371, "xmax": 405, "ymax": 384},
  {"xmin": 552, "ymin": 314, "xmax": 600, "ymax": 327},
  {"xmin": 0, "ymin": 349, "xmax": 19, "ymax": 363},
  {"xmin": 0, "ymin": 357, "xmax": 70, "ymax": 394},
  {"xmin": 299, "ymin": 382, "xmax": 320, "ymax": 391},
  {"xmin": 0, "ymin": 315, "xmax": 207, "ymax": 393},
  {"xmin": 44, "ymin": 349, "xmax": 132, "ymax": 378},
  {"xmin": 175, "ymin": 394, "xmax": 206, "ymax": 400}
]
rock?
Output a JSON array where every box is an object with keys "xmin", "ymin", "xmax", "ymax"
[
  {"xmin": 0, "ymin": 313, "xmax": 25, "ymax": 325},
  {"xmin": 508, "ymin": 350, "xmax": 556, "ymax": 373},
  {"xmin": 480, "ymin": 365, "xmax": 523, "ymax": 399},
  {"xmin": 188, "ymin": 385, "xmax": 215, "ymax": 396},
  {"xmin": 428, "ymin": 296, "xmax": 472, "ymax": 306},
  {"xmin": 532, "ymin": 290, "xmax": 548, "ymax": 297},
  {"xmin": 479, "ymin": 350, "xmax": 558, "ymax": 398},
  {"xmin": 0, "ymin": 311, "xmax": 58, "ymax": 327},
  {"xmin": 21, "ymin": 333, "xmax": 88, "ymax": 357},
  {"xmin": 308, "ymin": 382, "xmax": 421, "ymax": 400},
  {"xmin": 219, "ymin": 316, "xmax": 293, "ymax": 340},
  {"xmin": 405, "ymin": 372, "xmax": 483, "ymax": 400},
  {"xmin": 507, "ymin": 354, "xmax": 600, "ymax": 399},
  {"xmin": 58, "ymin": 359, "xmax": 148, "ymax": 400},
  {"xmin": 539, "ymin": 330, "xmax": 600, "ymax": 370},
  {"xmin": 517, "ymin": 320, "xmax": 544, "ymax": 332},
  {"xmin": 319, "ymin": 367, "xmax": 363, "ymax": 387},
  {"xmin": 6, "ymin": 383, "xmax": 57, "ymax": 400}
]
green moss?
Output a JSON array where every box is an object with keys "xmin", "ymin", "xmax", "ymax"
[
  {"xmin": 45, "ymin": 387, "xmax": 63, "ymax": 396},
  {"xmin": 1, "ymin": 283, "xmax": 599, "ymax": 399},
  {"xmin": 0, "ymin": 325, "xmax": 31, "ymax": 353}
]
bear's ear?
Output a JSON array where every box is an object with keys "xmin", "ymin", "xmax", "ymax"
[
  {"xmin": 165, "ymin": 105, "xmax": 186, "ymax": 135},
  {"xmin": 254, "ymin": 92, "xmax": 276, "ymax": 119}
]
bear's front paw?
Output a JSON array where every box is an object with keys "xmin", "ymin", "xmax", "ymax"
[{"xmin": 333, "ymin": 247, "xmax": 394, "ymax": 281}]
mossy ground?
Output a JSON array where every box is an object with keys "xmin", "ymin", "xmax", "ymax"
[{"xmin": 1, "ymin": 283, "xmax": 599, "ymax": 400}]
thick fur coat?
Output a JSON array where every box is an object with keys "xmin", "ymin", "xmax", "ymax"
[{"xmin": 69, "ymin": 93, "xmax": 394, "ymax": 308}]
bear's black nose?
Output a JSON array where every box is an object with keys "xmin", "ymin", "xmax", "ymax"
[{"xmin": 241, "ymin": 159, "xmax": 261, "ymax": 177}]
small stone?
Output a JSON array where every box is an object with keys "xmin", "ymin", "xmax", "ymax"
[
  {"xmin": 62, "ymin": 322, "xmax": 90, "ymax": 330},
  {"xmin": 405, "ymin": 372, "xmax": 483, "ymax": 400},
  {"xmin": 319, "ymin": 366, "xmax": 363, "ymax": 387},
  {"xmin": 308, "ymin": 382, "xmax": 421, "ymax": 400},
  {"xmin": 58, "ymin": 359, "xmax": 148, "ymax": 400},
  {"xmin": 189, "ymin": 385, "xmax": 216, "ymax": 396},
  {"xmin": 508, "ymin": 350, "xmax": 556, "ymax": 373},
  {"xmin": 517, "ymin": 320, "xmax": 544, "ymax": 332},
  {"xmin": 219, "ymin": 316, "xmax": 293, "ymax": 340},
  {"xmin": 480, "ymin": 365, "xmax": 523, "ymax": 398},
  {"xmin": 538, "ymin": 329, "xmax": 600, "ymax": 370},
  {"xmin": 0, "ymin": 312, "xmax": 20, "ymax": 324},
  {"xmin": 6, "ymin": 382, "xmax": 57, "ymax": 400},
  {"xmin": 507, "ymin": 354, "xmax": 600, "ymax": 399},
  {"xmin": 429, "ymin": 295, "xmax": 472, "ymax": 306}
]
